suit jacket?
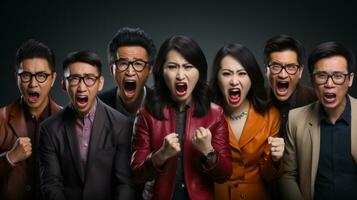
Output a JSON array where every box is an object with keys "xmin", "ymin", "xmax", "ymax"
[
  {"xmin": 215, "ymin": 105, "xmax": 283, "ymax": 200},
  {"xmin": 131, "ymin": 102, "xmax": 232, "ymax": 200},
  {"xmin": 280, "ymin": 95, "xmax": 357, "ymax": 200},
  {"xmin": 39, "ymin": 99, "xmax": 135, "ymax": 200},
  {"xmin": 0, "ymin": 98, "xmax": 61, "ymax": 200}
]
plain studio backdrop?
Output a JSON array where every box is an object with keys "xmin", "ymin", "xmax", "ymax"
[{"xmin": 1, "ymin": 0, "xmax": 356, "ymax": 106}]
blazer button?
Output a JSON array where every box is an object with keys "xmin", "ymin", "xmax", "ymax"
[{"xmin": 25, "ymin": 185, "xmax": 31, "ymax": 191}]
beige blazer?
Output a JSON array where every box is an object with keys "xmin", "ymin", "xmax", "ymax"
[{"xmin": 280, "ymin": 95, "xmax": 357, "ymax": 200}]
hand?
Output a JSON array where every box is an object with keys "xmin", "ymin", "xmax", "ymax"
[
  {"xmin": 268, "ymin": 136, "xmax": 284, "ymax": 162},
  {"xmin": 192, "ymin": 127, "xmax": 213, "ymax": 155},
  {"xmin": 8, "ymin": 137, "xmax": 32, "ymax": 164},
  {"xmin": 152, "ymin": 133, "xmax": 181, "ymax": 167}
]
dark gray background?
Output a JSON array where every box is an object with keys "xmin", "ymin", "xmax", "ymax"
[{"xmin": 1, "ymin": 0, "xmax": 356, "ymax": 107}]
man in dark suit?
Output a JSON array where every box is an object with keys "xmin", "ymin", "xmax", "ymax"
[
  {"xmin": 99, "ymin": 27, "xmax": 156, "ymax": 121},
  {"xmin": 264, "ymin": 34, "xmax": 317, "ymax": 137},
  {"xmin": 39, "ymin": 51, "xmax": 134, "ymax": 200}
]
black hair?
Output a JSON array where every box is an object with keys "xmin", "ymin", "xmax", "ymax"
[
  {"xmin": 307, "ymin": 41, "xmax": 355, "ymax": 74},
  {"xmin": 108, "ymin": 27, "xmax": 156, "ymax": 65},
  {"xmin": 146, "ymin": 35, "xmax": 210, "ymax": 120},
  {"xmin": 263, "ymin": 34, "xmax": 305, "ymax": 65},
  {"xmin": 62, "ymin": 51, "xmax": 102, "ymax": 75},
  {"xmin": 15, "ymin": 39, "xmax": 55, "ymax": 72},
  {"xmin": 210, "ymin": 43, "xmax": 270, "ymax": 114}
]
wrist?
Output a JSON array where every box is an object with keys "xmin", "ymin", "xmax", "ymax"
[{"xmin": 6, "ymin": 151, "xmax": 17, "ymax": 166}]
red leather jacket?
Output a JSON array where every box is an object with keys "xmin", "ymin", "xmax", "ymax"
[{"xmin": 131, "ymin": 102, "xmax": 232, "ymax": 200}]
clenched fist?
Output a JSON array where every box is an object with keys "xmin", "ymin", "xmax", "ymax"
[
  {"xmin": 8, "ymin": 137, "xmax": 32, "ymax": 164},
  {"xmin": 152, "ymin": 133, "xmax": 181, "ymax": 167},
  {"xmin": 192, "ymin": 127, "xmax": 213, "ymax": 155},
  {"xmin": 268, "ymin": 136, "xmax": 284, "ymax": 162}
]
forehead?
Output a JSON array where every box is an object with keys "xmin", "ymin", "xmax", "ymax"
[
  {"xmin": 19, "ymin": 58, "xmax": 51, "ymax": 72},
  {"xmin": 66, "ymin": 62, "xmax": 99, "ymax": 75},
  {"xmin": 269, "ymin": 50, "xmax": 298, "ymax": 64},
  {"xmin": 165, "ymin": 49, "xmax": 188, "ymax": 63},
  {"xmin": 220, "ymin": 55, "xmax": 244, "ymax": 71},
  {"xmin": 116, "ymin": 46, "xmax": 148, "ymax": 59},
  {"xmin": 314, "ymin": 55, "xmax": 348, "ymax": 72}
]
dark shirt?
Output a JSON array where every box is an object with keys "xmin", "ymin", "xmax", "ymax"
[
  {"xmin": 314, "ymin": 97, "xmax": 357, "ymax": 200},
  {"xmin": 173, "ymin": 103, "xmax": 191, "ymax": 200},
  {"xmin": 22, "ymin": 100, "xmax": 51, "ymax": 200}
]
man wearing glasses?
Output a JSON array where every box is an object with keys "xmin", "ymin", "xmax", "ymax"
[
  {"xmin": 99, "ymin": 27, "xmax": 156, "ymax": 121},
  {"xmin": 0, "ymin": 39, "xmax": 61, "ymax": 200},
  {"xmin": 264, "ymin": 35, "xmax": 317, "ymax": 137},
  {"xmin": 281, "ymin": 42, "xmax": 357, "ymax": 200},
  {"xmin": 39, "ymin": 51, "xmax": 135, "ymax": 199}
]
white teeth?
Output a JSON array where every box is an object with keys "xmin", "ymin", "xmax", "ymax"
[{"xmin": 125, "ymin": 80, "xmax": 135, "ymax": 83}]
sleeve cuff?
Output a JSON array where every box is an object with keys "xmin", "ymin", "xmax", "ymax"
[{"xmin": 6, "ymin": 152, "xmax": 16, "ymax": 167}]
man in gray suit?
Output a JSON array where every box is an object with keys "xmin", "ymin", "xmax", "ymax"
[
  {"xmin": 280, "ymin": 41, "xmax": 357, "ymax": 200},
  {"xmin": 39, "ymin": 51, "xmax": 135, "ymax": 200}
]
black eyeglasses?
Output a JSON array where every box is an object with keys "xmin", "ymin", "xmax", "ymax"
[
  {"xmin": 312, "ymin": 72, "xmax": 351, "ymax": 85},
  {"xmin": 267, "ymin": 63, "xmax": 301, "ymax": 75},
  {"xmin": 114, "ymin": 59, "xmax": 148, "ymax": 72},
  {"xmin": 65, "ymin": 75, "xmax": 99, "ymax": 87},
  {"xmin": 17, "ymin": 71, "xmax": 52, "ymax": 83}
]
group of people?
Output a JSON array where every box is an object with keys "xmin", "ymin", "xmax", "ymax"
[{"xmin": 0, "ymin": 27, "xmax": 355, "ymax": 200}]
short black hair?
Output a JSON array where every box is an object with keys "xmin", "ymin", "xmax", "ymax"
[
  {"xmin": 146, "ymin": 35, "xmax": 210, "ymax": 120},
  {"xmin": 210, "ymin": 43, "xmax": 270, "ymax": 114},
  {"xmin": 15, "ymin": 39, "xmax": 55, "ymax": 72},
  {"xmin": 108, "ymin": 27, "xmax": 156, "ymax": 65},
  {"xmin": 62, "ymin": 51, "xmax": 102, "ymax": 75},
  {"xmin": 307, "ymin": 41, "xmax": 355, "ymax": 74},
  {"xmin": 263, "ymin": 34, "xmax": 305, "ymax": 65}
]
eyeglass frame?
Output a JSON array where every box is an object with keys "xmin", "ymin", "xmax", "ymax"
[
  {"xmin": 266, "ymin": 62, "xmax": 301, "ymax": 75},
  {"xmin": 65, "ymin": 74, "xmax": 100, "ymax": 87},
  {"xmin": 17, "ymin": 71, "xmax": 53, "ymax": 83},
  {"xmin": 312, "ymin": 71, "xmax": 352, "ymax": 85},
  {"xmin": 113, "ymin": 58, "xmax": 149, "ymax": 72}
]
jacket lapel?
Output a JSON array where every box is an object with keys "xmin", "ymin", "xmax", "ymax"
[
  {"xmin": 239, "ymin": 105, "xmax": 266, "ymax": 148},
  {"xmin": 8, "ymin": 99, "xmax": 28, "ymax": 138},
  {"xmin": 308, "ymin": 102, "xmax": 320, "ymax": 198},
  {"xmin": 64, "ymin": 107, "xmax": 85, "ymax": 183},
  {"xmin": 84, "ymin": 100, "xmax": 106, "ymax": 180},
  {"xmin": 349, "ymin": 96, "xmax": 357, "ymax": 162}
]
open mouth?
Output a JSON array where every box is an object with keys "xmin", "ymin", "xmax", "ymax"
[
  {"xmin": 323, "ymin": 93, "xmax": 336, "ymax": 103},
  {"xmin": 228, "ymin": 88, "xmax": 241, "ymax": 104},
  {"xmin": 124, "ymin": 80, "xmax": 136, "ymax": 98},
  {"xmin": 276, "ymin": 81, "xmax": 289, "ymax": 96},
  {"xmin": 27, "ymin": 92, "xmax": 40, "ymax": 103},
  {"xmin": 175, "ymin": 83, "xmax": 187, "ymax": 97},
  {"xmin": 76, "ymin": 95, "xmax": 88, "ymax": 108}
]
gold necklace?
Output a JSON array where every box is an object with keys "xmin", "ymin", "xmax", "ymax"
[{"xmin": 229, "ymin": 111, "xmax": 248, "ymax": 120}]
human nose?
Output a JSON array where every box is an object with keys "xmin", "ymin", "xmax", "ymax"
[
  {"xmin": 230, "ymin": 74, "xmax": 239, "ymax": 86},
  {"xmin": 325, "ymin": 75, "xmax": 335, "ymax": 87},
  {"xmin": 278, "ymin": 66, "xmax": 288, "ymax": 78},
  {"xmin": 176, "ymin": 67, "xmax": 185, "ymax": 80},
  {"xmin": 28, "ymin": 75, "xmax": 38, "ymax": 87}
]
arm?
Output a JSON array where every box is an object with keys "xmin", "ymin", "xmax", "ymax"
[
  {"xmin": 259, "ymin": 110, "xmax": 284, "ymax": 182},
  {"xmin": 279, "ymin": 113, "xmax": 304, "ymax": 200},
  {"xmin": 39, "ymin": 125, "xmax": 66, "ymax": 200},
  {"xmin": 0, "ymin": 116, "xmax": 13, "ymax": 176},
  {"xmin": 203, "ymin": 109, "xmax": 232, "ymax": 183},
  {"xmin": 130, "ymin": 111, "xmax": 163, "ymax": 183},
  {"xmin": 114, "ymin": 119, "xmax": 135, "ymax": 200}
]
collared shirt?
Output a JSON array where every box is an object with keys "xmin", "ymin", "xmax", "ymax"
[
  {"xmin": 314, "ymin": 97, "xmax": 357, "ymax": 200},
  {"xmin": 171, "ymin": 101, "xmax": 191, "ymax": 200},
  {"xmin": 74, "ymin": 100, "xmax": 97, "ymax": 166},
  {"xmin": 116, "ymin": 86, "xmax": 147, "ymax": 121}
]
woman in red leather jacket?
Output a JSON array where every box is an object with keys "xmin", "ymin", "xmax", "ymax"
[{"xmin": 131, "ymin": 35, "xmax": 232, "ymax": 200}]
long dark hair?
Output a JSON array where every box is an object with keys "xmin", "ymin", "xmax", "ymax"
[
  {"xmin": 210, "ymin": 43, "xmax": 270, "ymax": 114},
  {"xmin": 146, "ymin": 35, "xmax": 210, "ymax": 120}
]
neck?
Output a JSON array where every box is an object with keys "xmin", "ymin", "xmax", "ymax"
[
  {"xmin": 121, "ymin": 88, "xmax": 145, "ymax": 114},
  {"xmin": 28, "ymin": 97, "xmax": 49, "ymax": 119},
  {"xmin": 323, "ymin": 96, "xmax": 347, "ymax": 124},
  {"xmin": 229, "ymin": 99, "xmax": 250, "ymax": 116}
]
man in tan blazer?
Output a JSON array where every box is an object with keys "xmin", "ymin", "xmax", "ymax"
[{"xmin": 280, "ymin": 41, "xmax": 356, "ymax": 200}]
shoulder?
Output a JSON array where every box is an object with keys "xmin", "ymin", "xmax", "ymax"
[
  {"xmin": 99, "ymin": 99, "xmax": 130, "ymax": 123},
  {"xmin": 0, "ymin": 100, "xmax": 21, "ymax": 121},
  {"xmin": 290, "ymin": 102, "xmax": 316, "ymax": 117},
  {"xmin": 98, "ymin": 87, "xmax": 117, "ymax": 105},
  {"xmin": 208, "ymin": 102, "xmax": 224, "ymax": 114},
  {"xmin": 40, "ymin": 106, "xmax": 68, "ymax": 129}
]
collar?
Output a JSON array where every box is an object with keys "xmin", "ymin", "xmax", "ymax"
[
  {"xmin": 21, "ymin": 96, "xmax": 51, "ymax": 122},
  {"xmin": 319, "ymin": 95, "xmax": 351, "ymax": 125}
]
